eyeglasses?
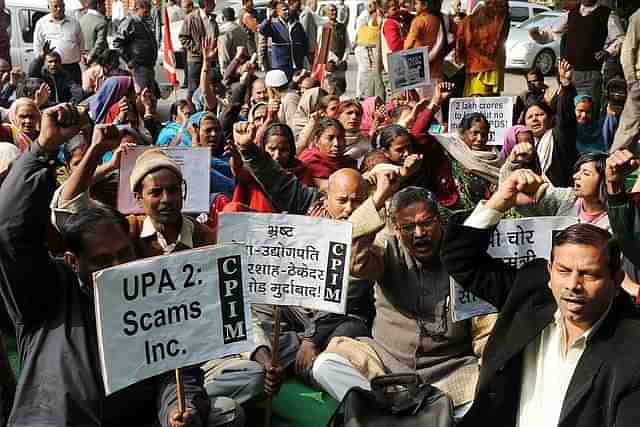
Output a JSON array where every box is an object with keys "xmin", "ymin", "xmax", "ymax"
[{"xmin": 398, "ymin": 218, "xmax": 437, "ymax": 236}]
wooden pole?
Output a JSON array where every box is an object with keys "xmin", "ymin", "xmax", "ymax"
[
  {"xmin": 175, "ymin": 368, "xmax": 185, "ymax": 417},
  {"xmin": 264, "ymin": 305, "xmax": 282, "ymax": 427}
]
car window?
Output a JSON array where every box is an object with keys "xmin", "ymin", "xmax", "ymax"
[
  {"xmin": 533, "ymin": 8, "xmax": 548, "ymax": 15},
  {"xmin": 19, "ymin": 9, "xmax": 46, "ymax": 43},
  {"xmin": 509, "ymin": 6, "xmax": 530, "ymax": 22},
  {"xmin": 518, "ymin": 13, "xmax": 562, "ymax": 30}
]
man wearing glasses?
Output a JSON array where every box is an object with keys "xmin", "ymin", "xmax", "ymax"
[{"xmin": 312, "ymin": 184, "xmax": 496, "ymax": 421}]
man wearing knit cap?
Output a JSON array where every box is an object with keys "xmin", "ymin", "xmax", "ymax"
[
  {"xmin": 52, "ymin": 132, "xmax": 282, "ymax": 426},
  {"xmin": 127, "ymin": 148, "xmax": 217, "ymax": 258}
]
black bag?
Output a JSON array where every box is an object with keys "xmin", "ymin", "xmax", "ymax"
[{"xmin": 327, "ymin": 373, "xmax": 455, "ymax": 427}]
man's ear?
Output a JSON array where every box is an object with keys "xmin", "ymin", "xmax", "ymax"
[{"xmin": 63, "ymin": 251, "xmax": 79, "ymax": 273}]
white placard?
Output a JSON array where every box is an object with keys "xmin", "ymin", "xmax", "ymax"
[
  {"xmin": 388, "ymin": 47, "xmax": 431, "ymax": 92},
  {"xmin": 93, "ymin": 244, "xmax": 253, "ymax": 394},
  {"xmin": 117, "ymin": 146, "xmax": 211, "ymax": 214},
  {"xmin": 451, "ymin": 216, "xmax": 577, "ymax": 321},
  {"xmin": 448, "ymin": 97, "xmax": 514, "ymax": 145},
  {"xmin": 218, "ymin": 213, "xmax": 352, "ymax": 314}
]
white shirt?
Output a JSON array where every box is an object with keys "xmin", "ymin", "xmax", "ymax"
[
  {"xmin": 464, "ymin": 201, "xmax": 611, "ymax": 427},
  {"xmin": 112, "ymin": 0, "xmax": 125, "ymax": 20},
  {"xmin": 33, "ymin": 14, "xmax": 84, "ymax": 64},
  {"xmin": 140, "ymin": 214, "xmax": 195, "ymax": 254}
]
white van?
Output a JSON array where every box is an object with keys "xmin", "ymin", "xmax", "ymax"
[{"xmin": 5, "ymin": 0, "xmax": 85, "ymax": 71}]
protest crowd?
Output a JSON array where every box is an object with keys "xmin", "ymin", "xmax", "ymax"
[{"xmin": 3, "ymin": 0, "xmax": 640, "ymax": 424}]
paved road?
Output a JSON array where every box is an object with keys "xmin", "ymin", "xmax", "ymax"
[{"xmin": 155, "ymin": 56, "xmax": 556, "ymax": 120}]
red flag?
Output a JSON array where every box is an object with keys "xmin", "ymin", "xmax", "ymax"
[{"xmin": 162, "ymin": 8, "xmax": 178, "ymax": 87}]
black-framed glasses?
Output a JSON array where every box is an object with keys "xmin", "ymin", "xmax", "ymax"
[{"xmin": 398, "ymin": 218, "xmax": 437, "ymax": 236}]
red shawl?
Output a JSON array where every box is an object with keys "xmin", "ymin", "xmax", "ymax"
[
  {"xmin": 230, "ymin": 159, "xmax": 313, "ymax": 213},
  {"xmin": 298, "ymin": 145, "xmax": 358, "ymax": 179}
]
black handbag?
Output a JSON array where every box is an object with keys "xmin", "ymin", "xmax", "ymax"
[{"xmin": 327, "ymin": 373, "xmax": 455, "ymax": 427}]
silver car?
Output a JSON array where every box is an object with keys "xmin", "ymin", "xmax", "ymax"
[{"xmin": 505, "ymin": 11, "xmax": 566, "ymax": 76}]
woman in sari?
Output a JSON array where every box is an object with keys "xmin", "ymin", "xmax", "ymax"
[
  {"xmin": 229, "ymin": 123, "xmax": 312, "ymax": 212},
  {"xmin": 360, "ymin": 96, "xmax": 384, "ymax": 139},
  {"xmin": 454, "ymin": 0, "xmax": 509, "ymax": 96},
  {"xmin": 337, "ymin": 100, "xmax": 370, "ymax": 160},
  {"xmin": 0, "ymin": 98, "xmax": 41, "ymax": 151},
  {"xmin": 298, "ymin": 117, "xmax": 357, "ymax": 191},
  {"xmin": 185, "ymin": 111, "xmax": 235, "ymax": 198},
  {"xmin": 432, "ymin": 112, "xmax": 501, "ymax": 211},
  {"xmin": 292, "ymin": 87, "xmax": 327, "ymax": 141},
  {"xmin": 87, "ymin": 76, "xmax": 136, "ymax": 125}
]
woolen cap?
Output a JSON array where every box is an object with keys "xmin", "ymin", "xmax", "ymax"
[{"xmin": 130, "ymin": 148, "xmax": 182, "ymax": 192}]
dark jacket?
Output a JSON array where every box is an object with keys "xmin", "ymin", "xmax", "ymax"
[
  {"xmin": 441, "ymin": 214, "xmax": 640, "ymax": 427},
  {"xmin": 179, "ymin": 10, "xmax": 219, "ymax": 64},
  {"xmin": 27, "ymin": 55, "xmax": 85, "ymax": 104},
  {"xmin": 113, "ymin": 15, "xmax": 158, "ymax": 67},
  {"xmin": 608, "ymin": 192, "xmax": 640, "ymax": 267},
  {"xmin": 258, "ymin": 16, "xmax": 309, "ymax": 73},
  {"xmin": 0, "ymin": 146, "xmax": 210, "ymax": 426}
]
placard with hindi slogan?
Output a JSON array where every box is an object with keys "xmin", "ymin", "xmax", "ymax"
[
  {"xmin": 451, "ymin": 216, "xmax": 578, "ymax": 322},
  {"xmin": 117, "ymin": 146, "xmax": 211, "ymax": 214},
  {"xmin": 93, "ymin": 244, "xmax": 253, "ymax": 394},
  {"xmin": 448, "ymin": 96, "xmax": 514, "ymax": 145},
  {"xmin": 218, "ymin": 213, "xmax": 352, "ymax": 314},
  {"xmin": 388, "ymin": 46, "xmax": 431, "ymax": 92}
]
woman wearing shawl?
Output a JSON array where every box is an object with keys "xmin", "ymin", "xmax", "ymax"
[
  {"xmin": 229, "ymin": 123, "xmax": 312, "ymax": 212},
  {"xmin": 574, "ymin": 94, "xmax": 619, "ymax": 154},
  {"xmin": 298, "ymin": 117, "xmax": 357, "ymax": 191},
  {"xmin": 337, "ymin": 100, "xmax": 371, "ymax": 161},
  {"xmin": 454, "ymin": 0, "xmax": 509, "ymax": 96},
  {"xmin": 431, "ymin": 112, "xmax": 502, "ymax": 211},
  {"xmin": 503, "ymin": 60, "xmax": 579, "ymax": 187},
  {"xmin": 156, "ymin": 100, "xmax": 194, "ymax": 146},
  {"xmin": 88, "ymin": 76, "xmax": 135, "ymax": 125},
  {"xmin": 0, "ymin": 98, "xmax": 41, "ymax": 152},
  {"xmin": 185, "ymin": 111, "xmax": 236, "ymax": 198},
  {"xmin": 499, "ymin": 125, "xmax": 535, "ymax": 161}
]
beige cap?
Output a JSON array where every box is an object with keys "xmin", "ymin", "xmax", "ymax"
[{"xmin": 130, "ymin": 148, "xmax": 182, "ymax": 192}]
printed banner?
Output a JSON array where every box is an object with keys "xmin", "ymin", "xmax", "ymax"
[
  {"xmin": 451, "ymin": 216, "xmax": 577, "ymax": 321},
  {"xmin": 388, "ymin": 47, "xmax": 431, "ymax": 92},
  {"xmin": 448, "ymin": 97, "xmax": 514, "ymax": 145},
  {"xmin": 218, "ymin": 213, "xmax": 352, "ymax": 314},
  {"xmin": 93, "ymin": 244, "xmax": 253, "ymax": 394},
  {"xmin": 117, "ymin": 146, "xmax": 211, "ymax": 214}
]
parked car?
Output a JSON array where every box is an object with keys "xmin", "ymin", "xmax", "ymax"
[
  {"xmin": 472, "ymin": 0, "xmax": 551, "ymax": 26},
  {"xmin": 6, "ymin": 0, "xmax": 85, "ymax": 71},
  {"xmin": 505, "ymin": 10, "xmax": 566, "ymax": 76}
]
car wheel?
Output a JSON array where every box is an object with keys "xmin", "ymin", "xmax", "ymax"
[{"xmin": 534, "ymin": 49, "xmax": 556, "ymax": 76}]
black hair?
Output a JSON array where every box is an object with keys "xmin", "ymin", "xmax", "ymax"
[
  {"xmin": 551, "ymin": 224, "xmax": 621, "ymax": 273},
  {"xmin": 378, "ymin": 124, "xmax": 412, "ymax": 150},
  {"xmin": 45, "ymin": 51, "xmax": 62, "ymax": 61},
  {"xmin": 525, "ymin": 101, "xmax": 553, "ymax": 118},
  {"xmin": 459, "ymin": 112, "xmax": 490, "ymax": 131},
  {"xmin": 62, "ymin": 203, "xmax": 130, "ymax": 254},
  {"xmin": 169, "ymin": 99, "xmax": 191, "ymax": 122},
  {"xmin": 573, "ymin": 151, "xmax": 608, "ymax": 205},
  {"xmin": 388, "ymin": 186, "xmax": 440, "ymax": 224},
  {"xmin": 97, "ymin": 49, "xmax": 120, "ymax": 69},
  {"xmin": 312, "ymin": 117, "xmax": 345, "ymax": 140},
  {"xmin": 526, "ymin": 67, "xmax": 544, "ymax": 82},
  {"xmin": 63, "ymin": 137, "xmax": 89, "ymax": 165},
  {"xmin": 261, "ymin": 123, "xmax": 296, "ymax": 165}
]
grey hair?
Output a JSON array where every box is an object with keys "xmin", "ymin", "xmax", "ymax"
[{"xmin": 388, "ymin": 186, "xmax": 440, "ymax": 224}]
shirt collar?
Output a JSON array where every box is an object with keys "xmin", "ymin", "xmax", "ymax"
[
  {"xmin": 87, "ymin": 9, "xmax": 104, "ymax": 17},
  {"xmin": 140, "ymin": 214, "xmax": 195, "ymax": 251},
  {"xmin": 48, "ymin": 14, "xmax": 68, "ymax": 23},
  {"xmin": 579, "ymin": 3, "xmax": 600, "ymax": 15},
  {"xmin": 553, "ymin": 301, "xmax": 612, "ymax": 347}
]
